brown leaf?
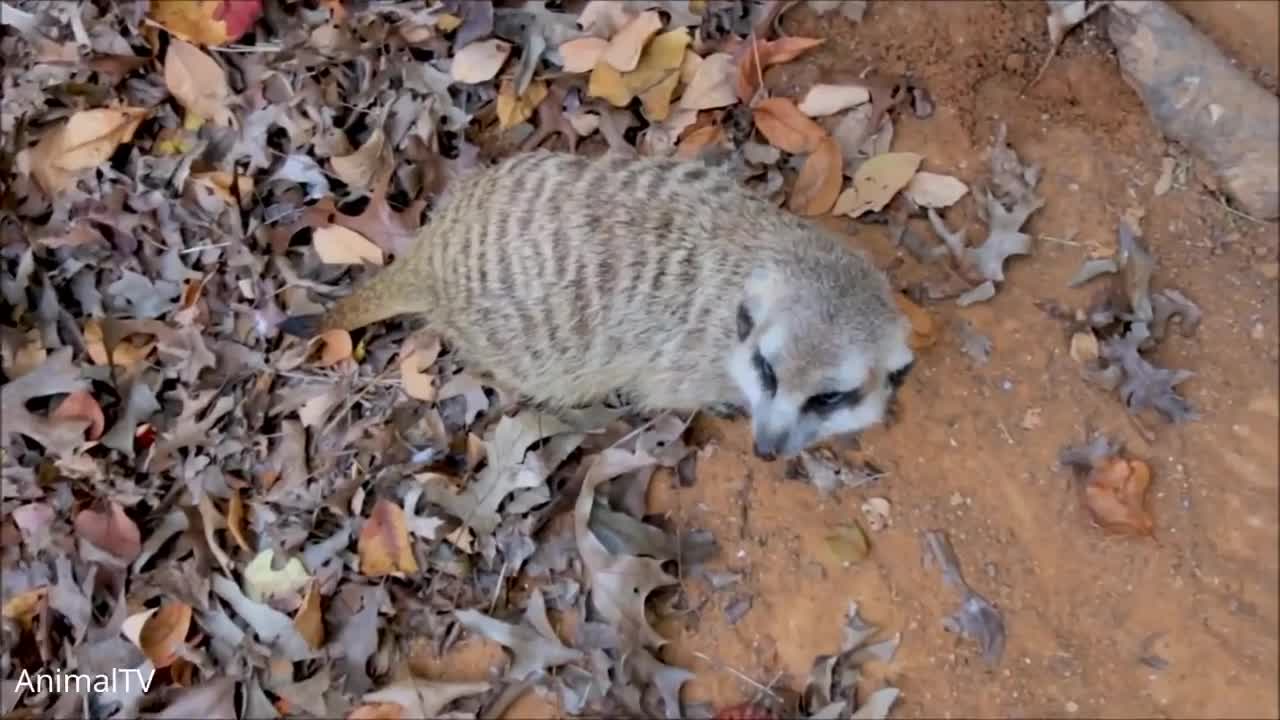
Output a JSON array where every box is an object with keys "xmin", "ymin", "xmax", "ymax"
[
  {"xmin": 309, "ymin": 329, "xmax": 353, "ymax": 367},
  {"xmin": 736, "ymin": 36, "xmax": 826, "ymax": 103},
  {"xmin": 788, "ymin": 136, "xmax": 843, "ymax": 216},
  {"xmin": 399, "ymin": 338, "xmax": 441, "ymax": 402},
  {"xmin": 226, "ymin": 488, "xmax": 251, "ymax": 552},
  {"xmin": 602, "ymin": 10, "xmax": 663, "ymax": 73},
  {"xmin": 1084, "ymin": 458, "xmax": 1154, "ymax": 536},
  {"xmin": 164, "ymin": 38, "xmax": 233, "ymax": 127},
  {"xmin": 359, "ymin": 498, "xmax": 419, "ymax": 576},
  {"xmin": 894, "ymin": 294, "xmax": 938, "ymax": 350},
  {"xmin": 140, "ymin": 601, "xmax": 193, "ymax": 668},
  {"xmin": 31, "ymin": 107, "xmax": 148, "ymax": 194},
  {"xmin": 675, "ymin": 125, "xmax": 726, "ymax": 160},
  {"xmin": 313, "ymin": 225, "xmax": 385, "ymax": 265},
  {"xmin": 52, "ymin": 390, "xmax": 105, "ymax": 441},
  {"xmin": 294, "ymin": 581, "xmax": 325, "ymax": 650},
  {"xmin": 330, "ymin": 129, "xmax": 388, "ymax": 189},
  {"xmin": 752, "ymin": 98, "xmax": 827, "ymax": 154},
  {"xmin": 83, "ymin": 318, "xmax": 157, "ymax": 370},
  {"xmin": 74, "ymin": 501, "xmax": 142, "ymax": 564}
]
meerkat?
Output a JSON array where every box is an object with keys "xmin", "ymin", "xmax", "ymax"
[{"xmin": 282, "ymin": 150, "xmax": 915, "ymax": 460}]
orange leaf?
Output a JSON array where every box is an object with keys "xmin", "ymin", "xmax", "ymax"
[
  {"xmin": 894, "ymin": 294, "xmax": 938, "ymax": 350},
  {"xmin": 294, "ymin": 580, "xmax": 325, "ymax": 649},
  {"xmin": 752, "ymin": 97, "xmax": 827, "ymax": 154},
  {"xmin": 226, "ymin": 488, "xmax": 251, "ymax": 552},
  {"xmin": 52, "ymin": 390, "xmax": 105, "ymax": 441},
  {"xmin": 675, "ymin": 125, "xmax": 725, "ymax": 160},
  {"xmin": 148, "ymin": 0, "xmax": 262, "ymax": 47},
  {"xmin": 788, "ymin": 136, "xmax": 844, "ymax": 216},
  {"xmin": 736, "ymin": 36, "xmax": 826, "ymax": 103},
  {"xmin": 348, "ymin": 703, "xmax": 405, "ymax": 720},
  {"xmin": 74, "ymin": 501, "xmax": 141, "ymax": 564},
  {"xmin": 139, "ymin": 601, "xmax": 193, "ymax": 668},
  {"xmin": 309, "ymin": 329, "xmax": 353, "ymax": 367},
  {"xmin": 1084, "ymin": 458, "xmax": 1154, "ymax": 536},
  {"xmin": 358, "ymin": 498, "xmax": 419, "ymax": 576}
]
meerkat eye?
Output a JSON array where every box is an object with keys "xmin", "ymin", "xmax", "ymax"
[
  {"xmin": 804, "ymin": 388, "xmax": 862, "ymax": 413},
  {"xmin": 736, "ymin": 303, "xmax": 754, "ymax": 341},
  {"xmin": 888, "ymin": 361, "xmax": 915, "ymax": 388},
  {"xmin": 752, "ymin": 350, "xmax": 776, "ymax": 395}
]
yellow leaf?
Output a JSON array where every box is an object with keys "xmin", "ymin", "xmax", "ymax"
[
  {"xmin": 435, "ymin": 12, "xmax": 462, "ymax": 31},
  {"xmin": 294, "ymin": 581, "xmax": 325, "ymax": 650},
  {"xmin": 359, "ymin": 499, "xmax": 419, "ymax": 576},
  {"xmin": 678, "ymin": 49, "xmax": 702, "ymax": 85},
  {"xmin": 451, "ymin": 39, "xmax": 511, "ymax": 84},
  {"xmin": 602, "ymin": 10, "xmax": 663, "ymax": 72},
  {"xmin": 83, "ymin": 318, "xmax": 157, "ymax": 369},
  {"xmin": 164, "ymin": 38, "xmax": 233, "ymax": 127},
  {"xmin": 587, "ymin": 61, "xmax": 632, "ymax": 107},
  {"xmin": 832, "ymin": 152, "xmax": 923, "ymax": 217},
  {"xmin": 149, "ymin": 0, "xmax": 261, "ymax": 46},
  {"xmin": 138, "ymin": 602, "xmax": 193, "ymax": 668},
  {"xmin": 2, "ymin": 587, "xmax": 47, "ymax": 630},
  {"xmin": 752, "ymin": 97, "xmax": 828, "ymax": 154},
  {"xmin": 497, "ymin": 79, "xmax": 548, "ymax": 130},
  {"xmin": 444, "ymin": 525, "xmax": 475, "ymax": 553},
  {"xmin": 244, "ymin": 549, "xmax": 312, "ymax": 603},
  {"xmin": 639, "ymin": 71, "xmax": 680, "ymax": 121},
  {"xmin": 313, "ymin": 225, "xmax": 385, "ymax": 265},
  {"xmin": 559, "ymin": 37, "xmax": 608, "ymax": 73},
  {"xmin": 31, "ymin": 107, "xmax": 147, "ymax": 194},
  {"xmin": 330, "ymin": 129, "xmax": 387, "ymax": 189},
  {"xmin": 788, "ymin": 135, "xmax": 844, "ymax": 216},
  {"xmin": 623, "ymin": 28, "xmax": 688, "ymax": 96}
]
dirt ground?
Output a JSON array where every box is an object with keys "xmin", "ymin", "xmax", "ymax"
[{"xmin": 429, "ymin": 2, "xmax": 1280, "ymax": 717}]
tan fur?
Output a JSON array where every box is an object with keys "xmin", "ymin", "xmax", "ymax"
[{"xmin": 286, "ymin": 150, "xmax": 907, "ymax": 416}]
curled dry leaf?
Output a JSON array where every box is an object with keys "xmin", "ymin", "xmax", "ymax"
[
  {"xmin": 358, "ymin": 498, "xmax": 419, "ymax": 576},
  {"xmin": 788, "ymin": 136, "xmax": 843, "ymax": 216},
  {"xmin": 603, "ymin": 10, "xmax": 663, "ymax": 72},
  {"xmin": 74, "ymin": 501, "xmax": 142, "ymax": 565},
  {"xmin": 313, "ymin": 225, "xmax": 385, "ymax": 266},
  {"xmin": 905, "ymin": 171, "xmax": 969, "ymax": 208},
  {"xmin": 294, "ymin": 581, "xmax": 325, "ymax": 650},
  {"xmin": 798, "ymin": 83, "xmax": 870, "ymax": 117},
  {"xmin": 1084, "ymin": 457, "xmax": 1155, "ymax": 536},
  {"xmin": 679, "ymin": 52, "xmax": 737, "ymax": 110},
  {"xmin": 560, "ymin": 37, "xmax": 608, "ymax": 72},
  {"xmin": 31, "ymin": 107, "xmax": 148, "ymax": 194},
  {"xmin": 52, "ymin": 390, "xmax": 105, "ymax": 441},
  {"xmin": 675, "ymin": 125, "xmax": 727, "ymax": 160},
  {"xmin": 138, "ymin": 601, "xmax": 193, "ymax": 668},
  {"xmin": 752, "ymin": 97, "xmax": 828, "ymax": 155},
  {"xmin": 331, "ymin": 129, "xmax": 388, "ymax": 189},
  {"xmin": 148, "ymin": 0, "xmax": 262, "ymax": 46},
  {"xmin": 164, "ymin": 38, "xmax": 233, "ymax": 127},
  {"xmin": 833, "ymin": 152, "xmax": 923, "ymax": 217},
  {"xmin": 451, "ymin": 39, "xmax": 512, "ymax": 84}
]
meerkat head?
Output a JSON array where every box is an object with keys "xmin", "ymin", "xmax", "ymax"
[{"xmin": 727, "ymin": 249, "xmax": 914, "ymax": 460}]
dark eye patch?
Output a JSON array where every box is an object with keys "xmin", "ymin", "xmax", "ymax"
[
  {"xmin": 888, "ymin": 360, "xmax": 914, "ymax": 388},
  {"xmin": 736, "ymin": 303, "xmax": 753, "ymax": 341},
  {"xmin": 752, "ymin": 350, "xmax": 776, "ymax": 395},
  {"xmin": 803, "ymin": 388, "xmax": 863, "ymax": 414}
]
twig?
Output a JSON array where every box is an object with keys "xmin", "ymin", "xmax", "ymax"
[
  {"xmin": 691, "ymin": 651, "xmax": 780, "ymax": 701},
  {"xmin": 488, "ymin": 560, "xmax": 508, "ymax": 614},
  {"xmin": 1025, "ymin": 1, "xmax": 1111, "ymax": 94},
  {"xmin": 1199, "ymin": 192, "xmax": 1268, "ymax": 225},
  {"xmin": 179, "ymin": 242, "xmax": 231, "ymax": 254},
  {"xmin": 1038, "ymin": 234, "xmax": 1082, "ymax": 247},
  {"xmin": 209, "ymin": 44, "xmax": 283, "ymax": 53}
]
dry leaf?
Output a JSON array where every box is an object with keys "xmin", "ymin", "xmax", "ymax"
[
  {"xmin": 788, "ymin": 136, "xmax": 843, "ymax": 216},
  {"xmin": 331, "ymin": 129, "xmax": 387, "ymax": 189},
  {"xmin": 149, "ymin": 0, "xmax": 262, "ymax": 46},
  {"xmin": 905, "ymin": 171, "xmax": 969, "ymax": 208},
  {"xmin": 832, "ymin": 152, "xmax": 923, "ymax": 217},
  {"xmin": 825, "ymin": 522, "xmax": 870, "ymax": 564},
  {"xmin": 798, "ymin": 83, "xmax": 870, "ymax": 117},
  {"xmin": 736, "ymin": 36, "xmax": 826, "ymax": 103},
  {"xmin": 1084, "ymin": 457, "xmax": 1154, "ymax": 536},
  {"xmin": 226, "ymin": 488, "xmax": 251, "ymax": 552},
  {"xmin": 244, "ymin": 549, "xmax": 312, "ymax": 603},
  {"xmin": 294, "ymin": 581, "xmax": 325, "ymax": 649},
  {"xmin": 360, "ymin": 680, "xmax": 490, "ymax": 719},
  {"xmin": 2, "ymin": 587, "xmax": 48, "ymax": 630},
  {"xmin": 1070, "ymin": 331, "xmax": 1099, "ymax": 364},
  {"xmin": 560, "ymin": 37, "xmax": 608, "ymax": 72},
  {"xmin": 359, "ymin": 498, "xmax": 419, "ymax": 576},
  {"xmin": 752, "ymin": 97, "xmax": 827, "ymax": 154},
  {"xmin": 894, "ymin": 294, "xmax": 937, "ymax": 350},
  {"xmin": 52, "ymin": 390, "xmax": 105, "ymax": 441},
  {"xmin": 675, "ymin": 125, "xmax": 726, "ymax": 159},
  {"xmin": 31, "ymin": 107, "xmax": 148, "ymax": 194},
  {"xmin": 451, "ymin": 39, "xmax": 512, "ymax": 84},
  {"xmin": 679, "ymin": 52, "xmax": 737, "ymax": 110},
  {"xmin": 139, "ymin": 602, "xmax": 193, "ymax": 668},
  {"xmin": 603, "ymin": 10, "xmax": 663, "ymax": 73},
  {"xmin": 313, "ymin": 225, "xmax": 385, "ymax": 266},
  {"xmin": 399, "ymin": 347, "xmax": 439, "ymax": 402},
  {"xmin": 587, "ymin": 60, "xmax": 632, "ymax": 106},
  {"xmin": 305, "ymin": 329, "xmax": 353, "ymax": 368},
  {"xmin": 640, "ymin": 72, "xmax": 680, "ymax": 120},
  {"xmin": 189, "ymin": 171, "xmax": 253, "ymax": 206},
  {"xmin": 164, "ymin": 38, "xmax": 233, "ymax": 127},
  {"xmin": 497, "ymin": 79, "xmax": 548, "ymax": 130},
  {"xmin": 74, "ymin": 501, "xmax": 142, "ymax": 564}
]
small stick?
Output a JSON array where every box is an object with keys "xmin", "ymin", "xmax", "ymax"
[
  {"xmin": 1199, "ymin": 192, "xmax": 1268, "ymax": 225},
  {"xmin": 691, "ymin": 651, "xmax": 781, "ymax": 701}
]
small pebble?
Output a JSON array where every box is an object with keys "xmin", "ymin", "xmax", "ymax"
[
  {"xmin": 950, "ymin": 492, "xmax": 965, "ymax": 507},
  {"xmin": 1259, "ymin": 262, "xmax": 1279, "ymax": 280},
  {"xmin": 1066, "ymin": 701, "xmax": 1080, "ymax": 713},
  {"xmin": 1252, "ymin": 322, "xmax": 1265, "ymax": 341}
]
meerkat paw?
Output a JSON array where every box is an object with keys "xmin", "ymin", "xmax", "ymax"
[{"xmin": 706, "ymin": 402, "xmax": 746, "ymax": 420}]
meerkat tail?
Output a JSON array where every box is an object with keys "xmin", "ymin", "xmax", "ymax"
[{"xmin": 278, "ymin": 261, "xmax": 424, "ymax": 338}]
